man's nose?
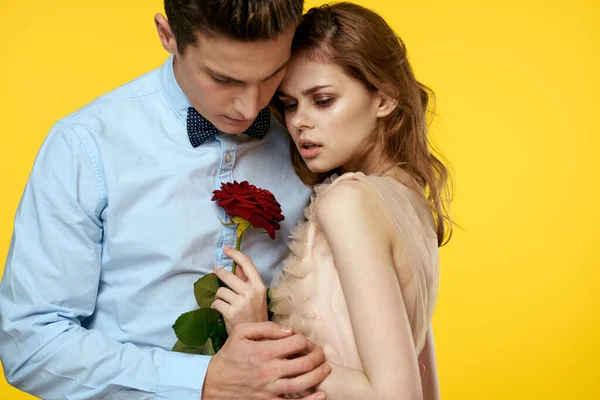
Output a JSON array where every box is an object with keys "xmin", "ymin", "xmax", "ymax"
[{"xmin": 236, "ymin": 85, "xmax": 261, "ymax": 121}]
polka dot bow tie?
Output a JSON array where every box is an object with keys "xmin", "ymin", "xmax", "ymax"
[{"xmin": 187, "ymin": 107, "xmax": 271, "ymax": 147}]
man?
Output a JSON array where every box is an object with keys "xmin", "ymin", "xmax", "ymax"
[{"xmin": 0, "ymin": 1, "xmax": 330, "ymax": 399}]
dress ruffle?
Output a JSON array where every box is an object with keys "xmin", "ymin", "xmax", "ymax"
[
  {"xmin": 269, "ymin": 171, "xmax": 439, "ymax": 370},
  {"xmin": 269, "ymin": 173, "xmax": 353, "ymax": 346}
]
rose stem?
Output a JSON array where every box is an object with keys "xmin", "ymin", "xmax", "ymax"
[{"xmin": 231, "ymin": 232, "xmax": 244, "ymax": 275}]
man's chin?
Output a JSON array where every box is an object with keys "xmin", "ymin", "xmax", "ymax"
[
  {"xmin": 219, "ymin": 128, "xmax": 247, "ymax": 135},
  {"xmin": 217, "ymin": 116, "xmax": 253, "ymax": 134}
]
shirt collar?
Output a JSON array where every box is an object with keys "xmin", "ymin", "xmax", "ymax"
[{"xmin": 159, "ymin": 54, "xmax": 192, "ymax": 124}]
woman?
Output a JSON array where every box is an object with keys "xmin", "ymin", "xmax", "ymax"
[{"xmin": 211, "ymin": 3, "xmax": 451, "ymax": 399}]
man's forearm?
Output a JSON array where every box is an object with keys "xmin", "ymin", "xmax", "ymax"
[{"xmin": 0, "ymin": 318, "xmax": 209, "ymax": 399}]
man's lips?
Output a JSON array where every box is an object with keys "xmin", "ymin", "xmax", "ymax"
[{"xmin": 224, "ymin": 116, "xmax": 251, "ymax": 123}]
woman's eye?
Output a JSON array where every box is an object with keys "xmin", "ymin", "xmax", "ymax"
[
  {"xmin": 282, "ymin": 102, "xmax": 298, "ymax": 112},
  {"xmin": 314, "ymin": 98, "xmax": 334, "ymax": 108}
]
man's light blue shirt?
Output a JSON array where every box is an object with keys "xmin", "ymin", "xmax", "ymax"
[{"xmin": 0, "ymin": 56, "xmax": 311, "ymax": 399}]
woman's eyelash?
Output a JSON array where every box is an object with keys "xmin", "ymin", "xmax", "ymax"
[
  {"xmin": 280, "ymin": 97, "xmax": 334, "ymax": 112},
  {"xmin": 315, "ymin": 98, "xmax": 333, "ymax": 107},
  {"xmin": 282, "ymin": 102, "xmax": 297, "ymax": 111}
]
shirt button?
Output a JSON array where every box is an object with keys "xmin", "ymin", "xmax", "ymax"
[{"xmin": 224, "ymin": 152, "xmax": 233, "ymax": 163}]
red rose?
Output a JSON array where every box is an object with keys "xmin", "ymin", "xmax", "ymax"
[{"xmin": 211, "ymin": 181, "xmax": 284, "ymax": 239}]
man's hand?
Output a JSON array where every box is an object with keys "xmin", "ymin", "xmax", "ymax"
[{"xmin": 202, "ymin": 322, "xmax": 331, "ymax": 399}]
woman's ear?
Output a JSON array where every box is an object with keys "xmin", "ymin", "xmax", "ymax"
[{"xmin": 375, "ymin": 91, "xmax": 398, "ymax": 118}]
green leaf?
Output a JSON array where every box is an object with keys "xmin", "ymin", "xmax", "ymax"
[
  {"xmin": 194, "ymin": 273, "xmax": 220, "ymax": 308},
  {"xmin": 209, "ymin": 316, "xmax": 229, "ymax": 352},
  {"xmin": 173, "ymin": 338, "xmax": 216, "ymax": 355},
  {"xmin": 173, "ymin": 340, "xmax": 203, "ymax": 354},
  {"xmin": 200, "ymin": 338, "xmax": 216, "ymax": 355},
  {"xmin": 266, "ymin": 287, "xmax": 274, "ymax": 321},
  {"xmin": 209, "ymin": 331, "xmax": 224, "ymax": 352},
  {"xmin": 173, "ymin": 308, "xmax": 220, "ymax": 347}
]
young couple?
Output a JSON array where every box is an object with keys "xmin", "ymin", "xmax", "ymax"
[{"xmin": 0, "ymin": 1, "xmax": 450, "ymax": 399}]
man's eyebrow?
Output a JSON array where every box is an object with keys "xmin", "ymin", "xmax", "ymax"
[
  {"xmin": 267, "ymin": 59, "xmax": 291, "ymax": 80},
  {"xmin": 206, "ymin": 59, "xmax": 291, "ymax": 85},
  {"xmin": 278, "ymin": 85, "xmax": 333, "ymax": 98}
]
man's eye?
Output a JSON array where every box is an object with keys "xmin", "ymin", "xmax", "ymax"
[{"xmin": 213, "ymin": 76, "xmax": 233, "ymax": 85}]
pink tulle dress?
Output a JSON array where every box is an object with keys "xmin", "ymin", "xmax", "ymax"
[{"xmin": 269, "ymin": 172, "xmax": 439, "ymax": 374}]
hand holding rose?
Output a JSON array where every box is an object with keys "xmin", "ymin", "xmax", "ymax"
[
  {"xmin": 172, "ymin": 181, "xmax": 285, "ymax": 354},
  {"xmin": 212, "ymin": 246, "xmax": 269, "ymax": 334}
]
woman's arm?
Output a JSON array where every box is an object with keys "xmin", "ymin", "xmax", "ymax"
[
  {"xmin": 419, "ymin": 327, "xmax": 440, "ymax": 400},
  {"xmin": 315, "ymin": 180, "xmax": 423, "ymax": 400}
]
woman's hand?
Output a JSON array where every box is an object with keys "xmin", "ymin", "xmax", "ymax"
[{"xmin": 211, "ymin": 246, "xmax": 269, "ymax": 334}]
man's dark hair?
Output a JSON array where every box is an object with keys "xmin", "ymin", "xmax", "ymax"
[{"xmin": 164, "ymin": 0, "xmax": 304, "ymax": 53}]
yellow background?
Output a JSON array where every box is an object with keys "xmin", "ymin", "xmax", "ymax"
[{"xmin": 1, "ymin": 0, "xmax": 598, "ymax": 398}]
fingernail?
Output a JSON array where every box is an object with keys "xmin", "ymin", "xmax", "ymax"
[
  {"xmin": 280, "ymin": 326, "xmax": 293, "ymax": 333},
  {"xmin": 324, "ymin": 364, "xmax": 332, "ymax": 374},
  {"xmin": 223, "ymin": 246, "xmax": 232, "ymax": 251},
  {"xmin": 316, "ymin": 393, "xmax": 326, "ymax": 400}
]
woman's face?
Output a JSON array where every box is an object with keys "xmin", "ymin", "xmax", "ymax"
[{"xmin": 277, "ymin": 54, "xmax": 383, "ymax": 173}]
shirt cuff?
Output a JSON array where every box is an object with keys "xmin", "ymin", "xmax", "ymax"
[{"xmin": 155, "ymin": 351, "xmax": 211, "ymax": 400}]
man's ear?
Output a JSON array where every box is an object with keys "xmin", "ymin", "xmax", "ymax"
[
  {"xmin": 154, "ymin": 14, "xmax": 178, "ymax": 55},
  {"xmin": 375, "ymin": 91, "xmax": 398, "ymax": 119}
]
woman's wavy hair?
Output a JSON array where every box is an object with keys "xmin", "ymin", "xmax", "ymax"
[{"xmin": 273, "ymin": 2, "xmax": 453, "ymax": 245}]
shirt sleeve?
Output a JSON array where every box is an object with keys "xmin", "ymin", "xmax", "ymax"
[{"xmin": 0, "ymin": 121, "xmax": 210, "ymax": 399}]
